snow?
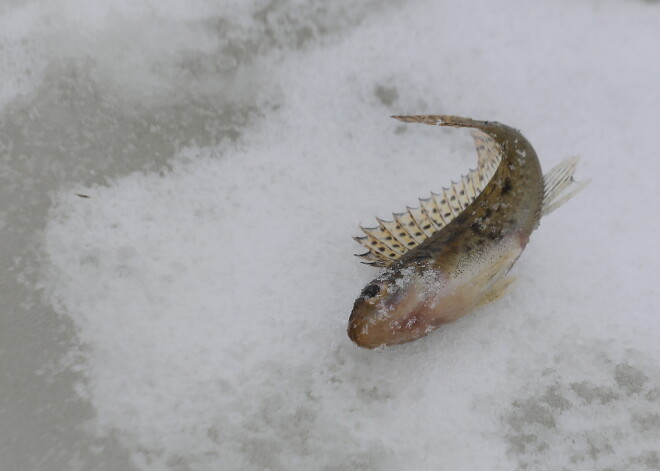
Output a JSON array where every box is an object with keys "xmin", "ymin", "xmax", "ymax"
[{"xmin": 2, "ymin": 0, "xmax": 659, "ymax": 469}]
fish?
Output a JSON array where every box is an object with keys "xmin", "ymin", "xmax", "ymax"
[{"xmin": 348, "ymin": 115, "xmax": 588, "ymax": 349}]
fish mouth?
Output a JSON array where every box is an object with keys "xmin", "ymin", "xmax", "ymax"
[
  {"xmin": 348, "ymin": 283, "xmax": 434, "ymax": 349},
  {"xmin": 348, "ymin": 303, "xmax": 432, "ymax": 349},
  {"xmin": 347, "ymin": 314, "xmax": 387, "ymax": 349}
]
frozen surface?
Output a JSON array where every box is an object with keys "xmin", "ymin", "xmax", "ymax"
[{"xmin": 2, "ymin": 0, "xmax": 660, "ymax": 470}]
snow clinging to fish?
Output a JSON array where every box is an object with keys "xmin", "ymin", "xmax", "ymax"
[{"xmin": 349, "ymin": 115, "xmax": 588, "ymax": 349}]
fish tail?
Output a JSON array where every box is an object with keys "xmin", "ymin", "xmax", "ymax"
[{"xmin": 391, "ymin": 115, "xmax": 503, "ymax": 132}]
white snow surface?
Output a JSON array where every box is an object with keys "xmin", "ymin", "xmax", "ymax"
[{"xmin": 35, "ymin": 0, "xmax": 660, "ymax": 469}]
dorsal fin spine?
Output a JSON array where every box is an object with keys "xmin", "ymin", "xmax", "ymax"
[
  {"xmin": 418, "ymin": 205, "xmax": 436, "ymax": 236},
  {"xmin": 420, "ymin": 197, "xmax": 442, "ymax": 230},
  {"xmin": 381, "ymin": 217, "xmax": 411, "ymax": 249},
  {"xmin": 430, "ymin": 192, "xmax": 450, "ymax": 226},
  {"xmin": 405, "ymin": 207, "xmax": 428, "ymax": 242},
  {"xmin": 451, "ymin": 183, "xmax": 465, "ymax": 211},
  {"xmin": 356, "ymin": 250, "xmax": 389, "ymax": 267},
  {"xmin": 393, "ymin": 213, "xmax": 418, "ymax": 245},
  {"xmin": 353, "ymin": 236, "xmax": 391, "ymax": 265},
  {"xmin": 443, "ymin": 188, "xmax": 459, "ymax": 217},
  {"xmin": 376, "ymin": 218, "xmax": 406, "ymax": 255},
  {"xmin": 468, "ymin": 170, "xmax": 479, "ymax": 199},
  {"xmin": 360, "ymin": 226, "xmax": 401, "ymax": 257}
]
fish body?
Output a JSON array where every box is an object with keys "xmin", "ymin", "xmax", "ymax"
[{"xmin": 348, "ymin": 115, "xmax": 586, "ymax": 349}]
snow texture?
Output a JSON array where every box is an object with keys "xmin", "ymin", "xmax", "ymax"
[{"xmin": 5, "ymin": 0, "xmax": 657, "ymax": 469}]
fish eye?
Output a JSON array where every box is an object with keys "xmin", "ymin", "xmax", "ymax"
[{"xmin": 361, "ymin": 284, "xmax": 381, "ymax": 298}]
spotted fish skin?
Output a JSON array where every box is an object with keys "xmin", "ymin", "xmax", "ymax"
[{"xmin": 348, "ymin": 115, "xmax": 566, "ymax": 349}]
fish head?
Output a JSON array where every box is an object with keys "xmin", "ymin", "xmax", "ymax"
[
  {"xmin": 348, "ymin": 234, "xmax": 527, "ymax": 349},
  {"xmin": 348, "ymin": 267, "xmax": 453, "ymax": 349}
]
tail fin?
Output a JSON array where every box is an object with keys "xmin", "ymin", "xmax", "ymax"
[
  {"xmin": 541, "ymin": 156, "xmax": 589, "ymax": 216},
  {"xmin": 391, "ymin": 115, "xmax": 503, "ymax": 133}
]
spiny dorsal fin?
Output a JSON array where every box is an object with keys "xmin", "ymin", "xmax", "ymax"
[
  {"xmin": 354, "ymin": 130, "xmax": 502, "ymax": 266},
  {"xmin": 471, "ymin": 130, "xmax": 500, "ymax": 176},
  {"xmin": 541, "ymin": 156, "xmax": 589, "ymax": 216},
  {"xmin": 355, "ymin": 249, "xmax": 389, "ymax": 267},
  {"xmin": 379, "ymin": 217, "xmax": 419, "ymax": 250},
  {"xmin": 407, "ymin": 206, "xmax": 435, "ymax": 238}
]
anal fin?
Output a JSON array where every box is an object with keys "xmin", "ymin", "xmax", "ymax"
[{"xmin": 478, "ymin": 276, "xmax": 516, "ymax": 307}]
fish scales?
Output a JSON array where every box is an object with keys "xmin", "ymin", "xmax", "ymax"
[{"xmin": 348, "ymin": 115, "xmax": 585, "ymax": 349}]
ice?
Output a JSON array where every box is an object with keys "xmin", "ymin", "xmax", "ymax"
[{"xmin": 3, "ymin": 0, "xmax": 659, "ymax": 469}]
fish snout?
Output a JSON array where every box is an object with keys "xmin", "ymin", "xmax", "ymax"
[
  {"xmin": 348, "ymin": 282, "xmax": 430, "ymax": 349},
  {"xmin": 347, "ymin": 302, "xmax": 389, "ymax": 349}
]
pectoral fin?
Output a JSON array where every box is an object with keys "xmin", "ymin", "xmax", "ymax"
[
  {"xmin": 478, "ymin": 276, "xmax": 516, "ymax": 307},
  {"xmin": 541, "ymin": 156, "xmax": 589, "ymax": 216}
]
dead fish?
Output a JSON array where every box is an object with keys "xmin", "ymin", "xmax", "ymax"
[{"xmin": 348, "ymin": 115, "xmax": 587, "ymax": 349}]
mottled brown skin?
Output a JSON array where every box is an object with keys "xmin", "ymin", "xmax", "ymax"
[
  {"xmin": 393, "ymin": 116, "xmax": 544, "ymax": 268},
  {"xmin": 348, "ymin": 115, "xmax": 545, "ymax": 348}
]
